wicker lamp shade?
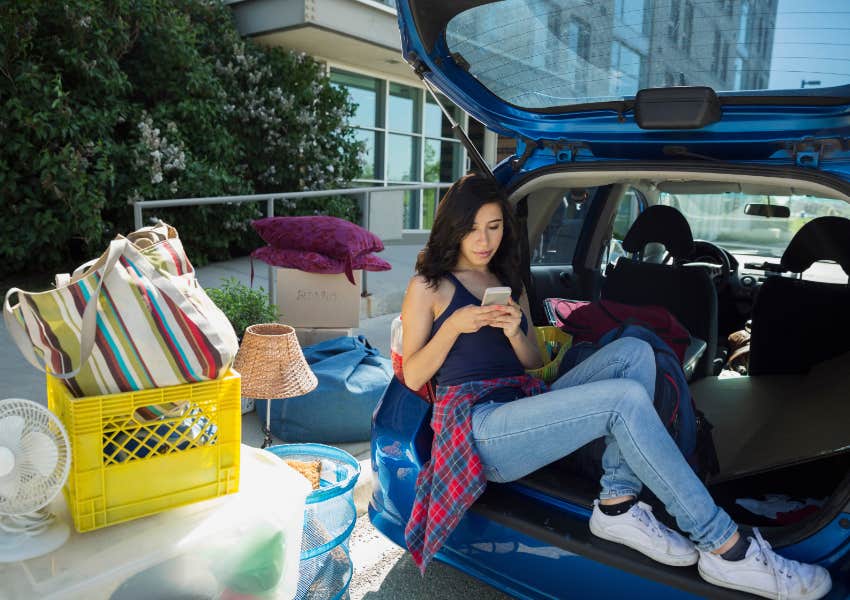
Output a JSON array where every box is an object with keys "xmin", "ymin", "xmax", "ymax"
[{"xmin": 234, "ymin": 323, "xmax": 317, "ymax": 400}]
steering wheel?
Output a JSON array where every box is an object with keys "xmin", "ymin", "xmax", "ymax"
[{"xmin": 663, "ymin": 240, "xmax": 732, "ymax": 291}]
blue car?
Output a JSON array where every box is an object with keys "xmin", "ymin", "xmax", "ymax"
[{"xmin": 370, "ymin": 1, "xmax": 850, "ymax": 597}]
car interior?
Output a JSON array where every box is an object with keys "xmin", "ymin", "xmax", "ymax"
[{"xmin": 509, "ymin": 169, "xmax": 850, "ymax": 550}]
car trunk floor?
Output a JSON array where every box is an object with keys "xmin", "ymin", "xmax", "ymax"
[
  {"xmin": 692, "ymin": 351, "xmax": 850, "ymax": 484},
  {"xmin": 511, "ymin": 352, "xmax": 850, "ymax": 549}
]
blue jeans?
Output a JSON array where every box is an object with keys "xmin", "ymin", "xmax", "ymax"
[{"xmin": 470, "ymin": 337, "xmax": 737, "ymax": 552}]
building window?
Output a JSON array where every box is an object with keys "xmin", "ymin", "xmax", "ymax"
[
  {"xmin": 530, "ymin": 10, "xmax": 547, "ymax": 71},
  {"xmin": 725, "ymin": 0, "xmax": 734, "ymax": 17},
  {"xmin": 669, "ymin": 0, "xmax": 680, "ymax": 42},
  {"xmin": 331, "ymin": 71, "xmax": 384, "ymax": 181},
  {"xmin": 760, "ymin": 17, "xmax": 771, "ymax": 56},
  {"xmin": 387, "ymin": 82, "xmax": 421, "ymax": 190},
  {"xmin": 331, "ymin": 68, "xmax": 466, "ymax": 231},
  {"xmin": 720, "ymin": 43, "xmax": 729, "ymax": 83},
  {"xmin": 614, "ymin": 0, "xmax": 646, "ymax": 34},
  {"xmin": 738, "ymin": 0, "xmax": 750, "ymax": 45},
  {"xmin": 567, "ymin": 18, "xmax": 591, "ymax": 92},
  {"xmin": 610, "ymin": 41, "xmax": 643, "ymax": 97},
  {"xmin": 545, "ymin": 13, "xmax": 590, "ymax": 92},
  {"xmin": 545, "ymin": 10, "xmax": 562, "ymax": 71},
  {"xmin": 422, "ymin": 94, "xmax": 464, "ymax": 229},
  {"xmin": 668, "ymin": 0, "xmax": 691, "ymax": 51},
  {"xmin": 712, "ymin": 29, "xmax": 721, "ymax": 74},
  {"xmin": 734, "ymin": 56, "xmax": 744, "ymax": 90},
  {"xmin": 388, "ymin": 82, "xmax": 421, "ymax": 135}
]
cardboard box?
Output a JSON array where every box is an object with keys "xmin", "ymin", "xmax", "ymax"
[
  {"xmin": 295, "ymin": 327, "xmax": 354, "ymax": 348},
  {"xmin": 275, "ymin": 268, "xmax": 361, "ymax": 328}
]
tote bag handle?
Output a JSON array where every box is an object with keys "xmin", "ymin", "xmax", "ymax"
[{"xmin": 3, "ymin": 238, "xmax": 127, "ymax": 379}]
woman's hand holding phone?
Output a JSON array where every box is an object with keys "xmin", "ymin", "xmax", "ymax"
[
  {"xmin": 446, "ymin": 286, "xmax": 519, "ymax": 336},
  {"xmin": 447, "ymin": 304, "xmax": 504, "ymax": 335},
  {"xmin": 487, "ymin": 297, "xmax": 523, "ymax": 338},
  {"xmin": 480, "ymin": 286, "xmax": 521, "ymax": 338}
]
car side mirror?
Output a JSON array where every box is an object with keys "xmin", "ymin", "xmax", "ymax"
[{"xmin": 744, "ymin": 203, "xmax": 790, "ymax": 218}]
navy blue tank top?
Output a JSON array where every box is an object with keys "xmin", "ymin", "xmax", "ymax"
[{"xmin": 431, "ymin": 273, "xmax": 527, "ymax": 403}]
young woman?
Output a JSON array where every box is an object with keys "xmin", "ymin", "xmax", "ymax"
[{"xmin": 401, "ymin": 172, "xmax": 831, "ymax": 600}]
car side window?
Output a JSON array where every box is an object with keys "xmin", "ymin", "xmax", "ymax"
[{"xmin": 532, "ymin": 188, "xmax": 595, "ymax": 266}]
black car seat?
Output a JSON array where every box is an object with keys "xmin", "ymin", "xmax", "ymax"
[
  {"xmin": 749, "ymin": 216, "xmax": 850, "ymax": 376},
  {"xmin": 602, "ymin": 205, "xmax": 718, "ymax": 379}
]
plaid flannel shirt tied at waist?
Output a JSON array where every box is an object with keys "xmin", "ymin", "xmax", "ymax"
[{"xmin": 404, "ymin": 374, "xmax": 548, "ymax": 572}]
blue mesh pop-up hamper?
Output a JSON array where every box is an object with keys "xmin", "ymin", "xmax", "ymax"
[{"xmin": 266, "ymin": 443, "xmax": 360, "ymax": 600}]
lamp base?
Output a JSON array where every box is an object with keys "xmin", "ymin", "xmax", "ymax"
[
  {"xmin": 260, "ymin": 400, "xmax": 275, "ymax": 449},
  {"xmin": 261, "ymin": 424, "xmax": 274, "ymax": 449}
]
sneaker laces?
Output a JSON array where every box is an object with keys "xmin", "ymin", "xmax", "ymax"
[
  {"xmin": 750, "ymin": 528, "xmax": 806, "ymax": 600},
  {"xmin": 631, "ymin": 502, "xmax": 667, "ymax": 539}
]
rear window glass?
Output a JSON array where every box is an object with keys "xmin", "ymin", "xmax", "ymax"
[{"xmin": 445, "ymin": 0, "xmax": 850, "ymax": 109}]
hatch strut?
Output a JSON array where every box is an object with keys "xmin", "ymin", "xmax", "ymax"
[{"xmin": 419, "ymin": 75, "xmax": 495, "ymax": 181}]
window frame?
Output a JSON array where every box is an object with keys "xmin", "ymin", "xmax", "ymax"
[{"xmin": 329, "ymin": 67, "xmax": 469, "ymax": 231}]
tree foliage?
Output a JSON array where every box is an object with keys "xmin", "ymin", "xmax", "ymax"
[{"xmin": 0, "ymin": 0, "xmax": 362, "ymax": 279}]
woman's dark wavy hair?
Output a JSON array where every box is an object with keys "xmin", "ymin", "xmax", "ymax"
[{"xmin": 416, "ymin": 172, "xmax": 522, "ymax": 296}]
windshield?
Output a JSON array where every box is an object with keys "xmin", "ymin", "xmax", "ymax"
[
  {"xmin": 445, "ymin": 0, "xmax": 850, "ymax": 109},
  {"xmin": 658, "ymin": 192, "xmax": 850, "ymax": 282}
]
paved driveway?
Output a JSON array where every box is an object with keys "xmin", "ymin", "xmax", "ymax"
[{"xmin": 349, "ymin": 517, "xmax": 512, "ymax": 599}]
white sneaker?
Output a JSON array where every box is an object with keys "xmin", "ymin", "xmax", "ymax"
[
  {"xmin": 698, "ymin": 529, "xmax": 832, "ymax": 600},
  {"xmin": 589, "ymin": 500, "xmax": 698, "ymax": 566}
]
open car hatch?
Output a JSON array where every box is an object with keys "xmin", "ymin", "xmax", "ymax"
[{"xmin": 397, "ymin": 0, "xmax": 850, "ymax": 167}]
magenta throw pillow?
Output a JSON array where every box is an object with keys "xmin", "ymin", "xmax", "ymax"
[
  {"xmin": 251, "ymin": 247, "xmax": 391, "ymax": 282},
  {"xmin": 252, "ymin": 246, "xmax": 342, "ymax": 274},
  {"xmin": 251, "ymin": 216, "xmax": 384, "ymax": 260},
  {"xmin": 352, "ymin": 253, "xmax": 391, "ymax": 272}
]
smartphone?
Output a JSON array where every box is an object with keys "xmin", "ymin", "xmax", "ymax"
[{"xmin": 481, "ymin": 286, "xmax": 512, "ymax": 306}]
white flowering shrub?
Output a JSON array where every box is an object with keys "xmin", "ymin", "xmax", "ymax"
[{"xmin": 0, "ymin": 0, "xmax": 361, "ymax": 279}]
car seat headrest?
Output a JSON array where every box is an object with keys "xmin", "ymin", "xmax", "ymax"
[
  {"xmin": 781, "ymin": 216, "xmax": 850, "ymax": 276},
  {"xmin": 622, "ymin": 205, "xmax": 695, "ymax": 260}
]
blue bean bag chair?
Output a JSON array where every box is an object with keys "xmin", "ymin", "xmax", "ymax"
[{"xmin": 255, "ymin": 335, "xmax": 392, "ymax": 442}]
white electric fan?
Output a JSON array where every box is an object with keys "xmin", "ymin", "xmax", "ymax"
[{"xmin": 0, "ymin": 398, "xmax": 72, "ymax": 562}]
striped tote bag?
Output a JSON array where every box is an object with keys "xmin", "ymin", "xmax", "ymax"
[{"xmin": 3, "ymin": 221, "xmax": 239, "ymax": 398}]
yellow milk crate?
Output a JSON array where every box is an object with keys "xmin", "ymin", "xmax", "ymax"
[
  {"xmin": 526, "ymin": 326, "xmax": 573, "ymax": 383},
  {"xmin": 47, "ymin": 370, "xmax": 242, "ymax": 532}
]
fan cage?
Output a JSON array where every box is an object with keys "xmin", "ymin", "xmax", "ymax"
[{"xmin": 0, "ymin": 398, "xmax": 71, "ymax": 515}]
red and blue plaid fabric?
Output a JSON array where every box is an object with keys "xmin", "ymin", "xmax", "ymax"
[{"xmin": 404, "ymin": 374, "xmax": 547, "ymax": 572}]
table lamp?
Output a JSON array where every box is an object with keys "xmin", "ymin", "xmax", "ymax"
[{"xmin": 233, "ymin": 323, "xmax": 318, "ymax": 448}]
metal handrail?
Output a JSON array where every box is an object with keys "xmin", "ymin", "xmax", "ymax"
[{"xmin": 133, "ymin": 182, "xmax": 452, "ymax": 301}]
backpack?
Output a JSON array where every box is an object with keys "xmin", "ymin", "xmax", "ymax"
[
  {"xmin": 545, "ymin": 298, "xmax": 691, "ymax": 363},
  {"xmin": 557, "ymin": 324, "xmax": 719, "ymax": 482}
]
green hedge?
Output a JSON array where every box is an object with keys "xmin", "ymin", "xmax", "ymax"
[{"xmin": 0, "ymin": 0, "xmax": 362, "ymax": 280}]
